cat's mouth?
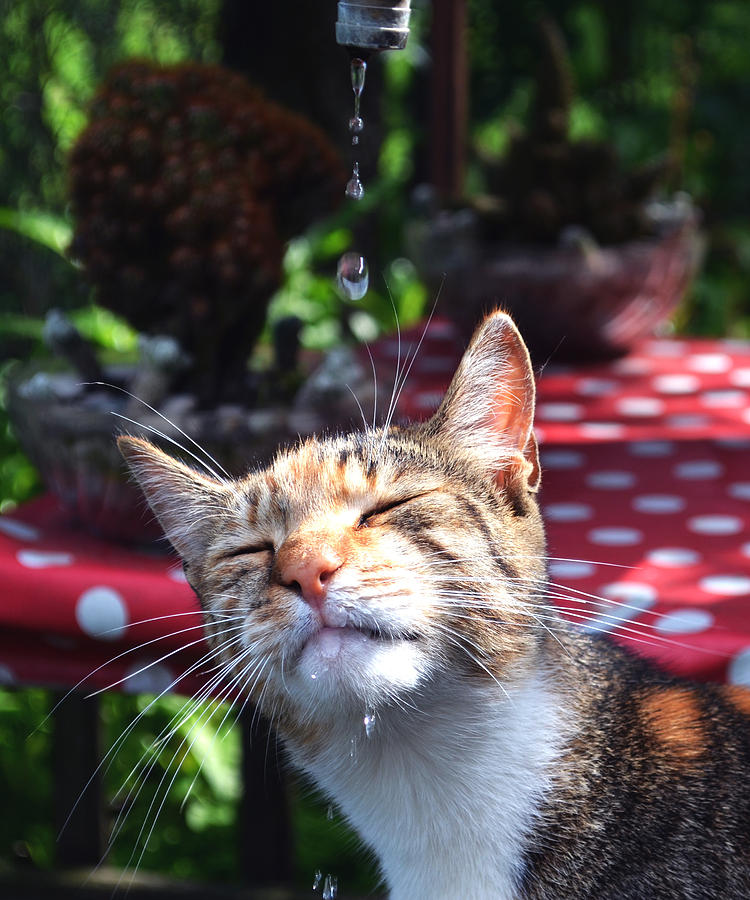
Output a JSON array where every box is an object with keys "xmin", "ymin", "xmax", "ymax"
[{"xmin": 314, "ymin": 622, "xmax": 419, "ymax": 644}]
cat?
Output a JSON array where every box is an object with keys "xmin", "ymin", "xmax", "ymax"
[{"xmin": 119, "ymin": 310, "xmax": 750, "ymax": 900}]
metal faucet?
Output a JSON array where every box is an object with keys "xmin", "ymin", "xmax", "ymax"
[{"xmin": 335, "ymin": 0, "xmax": 411, "ymax": 52}]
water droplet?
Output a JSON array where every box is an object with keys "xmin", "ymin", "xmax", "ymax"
[
  {"xmin": 310, "ymin": 671, "xmax": 318, "ymax": 680},
  {"xmin": 349, "ymin": 737, "xmax": 357, "ymax": 761},
  {"xmin": 313, "ymin": 870, "xmax": 323, "ymax": 891},
  {"xmin": 336, "ymin": 252, "xmax": 369, "ymax": 301},
  {"xmin": 351, "ymin": 58, "xmax": 367, "ymax": 98},
  {"xmin": 363, "ymin": 711, "xmax": 376, "ymax": 738},
  {"xmin": 349, "ymin": 116, "xmax": 363, "ymax": 134},
  {"xmin": 323, "ymin": 874, "xmax": 338, "ymax": 900},
  {"xmin": 345, "ymin": 162, "xmax": 364, "ymax": 201},
  {"xmin": 326, "ymin": 804, "xmax": 335, "ymax": 821}
]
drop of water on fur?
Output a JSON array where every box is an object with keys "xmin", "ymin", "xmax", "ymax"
[
  {"xmin": 323, "ymin": 874, "xmax": 338, "ymax": 899},
  {"xmin": 313, "ymin": 870, "xmax": 323, "ymax": 891},
  {"xmin": 349, "ymin": 737, "xmax": 357, "ymax": 761},
  {"xmin": 363, "ymin": 711, "xmax": 376, "ymax": 738},
  {"xmin": 336, "ymin": 252, "xmax": 369, "ymax": 301},
  {"xmin": 326, "ymin": 804, "xmax": 335, "ymax": 821}
]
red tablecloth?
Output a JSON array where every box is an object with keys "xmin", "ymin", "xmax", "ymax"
[{"xmin": 2, "ymin": 320, "xmax": 749, "ymax": 694}]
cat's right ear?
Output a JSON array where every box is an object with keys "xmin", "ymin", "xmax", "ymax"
[{"xmin": 118, "ymin": 436, "xmax": 231, "ymax": 562}]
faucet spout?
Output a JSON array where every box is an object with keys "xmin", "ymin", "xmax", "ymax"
[{"xmin": 336, "ymin": 0, "xmax": 412, "ymax": 53}]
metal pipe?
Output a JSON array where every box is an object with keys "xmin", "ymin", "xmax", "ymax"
[{"xmin": 335, "ymin": 0, "xmax": 411, "ymax": 52}]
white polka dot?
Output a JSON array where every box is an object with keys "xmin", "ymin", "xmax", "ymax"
[
  {"xmin": 544, "ymin": 503, "xmax": 593, "ymax": 522},
  {"xmin": 700, "ymin": 575, "xmax": 750, "ymax": 597},
  {"xmin": 533, "ymin": 427, "xmax": 546, "ymax": 445},
  {"xmin": 742, "ymin": 409, "xmax": 750, "ymax": 426},
  {"xmin": 541, "ymin": 449, "xmax": 585, "ymax": 469},
  {"xmin": 728, "ymin": 483, "xmax": 750, "ymax": 501},
  {"xmin": 414, "ymin": 392, "xmax": 443, "ymax": 411},
  {"xmin": 687, "ymin": 515, "xmax": 743, "ymax": 536},
  {"xmin": 646, "ymin": 340, "xmax": 686, "ymax": 357},
  {"xmin": 701, "ymin": 389, "xmax": 746, "ymax": 408},
  {"xmin": 742, "ymin": 543, "xmax": 750, "ymax": 559},
  {"xmin": 425, "ymin": 319, "xmax": 457, "ymax": 339},
  {"xmin": 586, "ymin": 470, "xmax": 637, "ymax": 490},
  {"xmin": 730, "ymin": 368, "xmax": 750, "ymax": 388},
  {"xmin": 588, "ymin": 527, "xmax": 643, "ymax": 546},
  {"xmin": 16, "ymin": 549, "xmax": 75, "ymax": 569},
  {"xmin": 0, "ymin": 519, "xmax": 41, "ymax": 541},
  {"xmin": 632, "ymin": 494, "xmax": 686, "ymax": 514},
  {"xmin": 613, "ymin": 357, "xmax": 652, "ymax": 375},
  {"xmin": 548, "ymin": 560, "xmax": 595, "ymax": 579},
  {"xmin": 716, "ymin": 437, "xmax": 750, "ymax": 450},
  {"xmin": 579, "ymin": 422, "xmax": 626, "ymax": 440},
  {"xmin": 616, "ymin": 396, "xmax": 665, "ymax": 417},
  {"xmin": 654, "ymin": 608, "xmax": 714, "ymax": 634},
  {"xmin": 123, "ymin": 662, "xmax": 175, "ymax": 695},
  {"xmin": 687, "ymin": 353, "xmax": 732, "ymax": 374},
  {"xmin": 666, "ymin": 413, "xmax": 710, "ymax": 429},
  {"xmin": 417, "ymin": 356, "xmax": 460, "ymax": 374},
  {"xmin": 674, "ymin": 459, "xmax": 723, "ymax": 480},
  {"xmin": 628, "ymin": 440, "xmax": 676, "ymax": 457},
  {"xmin": 576, "ymin": 378, "xmax": 618, "ymax": 396},
  {"xmin": 167, "ymin": 565, "xmax": 188, "ymax": 583},
  {"xmin": 729, "ymin": 648, "xmax": 750, "ymax": 687},
  {"xmin": 536, "ymin": 402, "xmax": 583, "ymax": 422},
  {"xmin": 0, "ymin": 664, "xmax": 15, "ymax": 685},
  {"xmin": 652, "ymin": 373, "xmax": 701, "ymax": 394},
  {"xmin": 581, "ymin": 582, "xmax": 657, "ymax": 633},
  {"xmin": 75, "ymin": 586, "xmax": 129, "ymax": 641},
  {"xmin": 600, "ymin": 581, "xmax": 658, "ymax": 607},
  {"xmin": 646, "ymin": 547, "xmax": 702, "ymax": 567}
]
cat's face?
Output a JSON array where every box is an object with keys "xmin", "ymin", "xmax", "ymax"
[{"xmin": 120, "ymin": 312, "xmax": 545, "ymax": 735}]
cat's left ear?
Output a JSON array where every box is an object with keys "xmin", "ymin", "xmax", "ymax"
[{"xmin": 426, "ymin": 310, "xmax": 541, "ymax": 492}]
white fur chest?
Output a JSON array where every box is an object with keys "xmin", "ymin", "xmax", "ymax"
[{"xmin": 289, "ymin": 671, "xmax": 567, "ymax": 900}]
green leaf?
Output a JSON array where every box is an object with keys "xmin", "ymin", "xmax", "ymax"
[{"xmin": 0, "ymin": 208, "xmax": 72, "ymax": 258}]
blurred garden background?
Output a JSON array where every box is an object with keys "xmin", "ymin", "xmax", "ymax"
[{"xmin": 1, "ymin": 0, "xmax": 749, "ymax": 894}]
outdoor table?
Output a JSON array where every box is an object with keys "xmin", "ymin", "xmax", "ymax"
[{"xmin": 1, "ymin": 319, "xmax": 750, "ymax": 693}]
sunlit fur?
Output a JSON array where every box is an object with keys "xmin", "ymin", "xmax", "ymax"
[{"xmin": 120, "ymin": 311, "xmax": 750, "ymax": 899}]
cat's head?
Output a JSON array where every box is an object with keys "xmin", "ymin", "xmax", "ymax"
[{"xmin": 119, "ymin": 311, "xmax": 545, "ymax": 734}]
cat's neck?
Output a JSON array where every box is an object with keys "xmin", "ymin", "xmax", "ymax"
[{"xmin": 287, "ymin": 659, "xmax": 570, "ymax": 900}]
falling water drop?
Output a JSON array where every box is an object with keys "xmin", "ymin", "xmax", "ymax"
[
  {"xmin": 336, "ymin": 57, "xmax": 370, "ymax": 300},
  {"xmin": 363, "ymin": 711, "xmax": 376, "ymax": 738},
  {"xmin": 323, "ymin": 874, "xmax": 339, "ymax": 900},
  {"xmin": 337, "ymin": 252, "xmax": 369, "ymax": 301},
  {"xmin": 345, "ymin": 162, "xmax": 364, "ymax": 201},
  {"xmin": 351, "ymin": 57, "xmax": 367, "ymax": 103},
  {"xmin": 313, "ymin": 870, "xmax": 323, "ymax": 891}
]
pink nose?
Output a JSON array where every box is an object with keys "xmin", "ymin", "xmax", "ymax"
[{"xmin": 277, "ymin": 545, "xmax": 343, "ymax": 608}]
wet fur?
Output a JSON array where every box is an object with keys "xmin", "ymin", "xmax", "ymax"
[{"xmin": 120, "ymin": 311, "xmax": 750, "ymax": 899}]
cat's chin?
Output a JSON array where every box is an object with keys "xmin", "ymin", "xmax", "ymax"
[{"xmin": 289, "ymin": 625, "xmax": 426, "ymax": 703}]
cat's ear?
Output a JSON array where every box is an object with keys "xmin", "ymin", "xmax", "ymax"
[
  {"xmin": 118, "ymin": 436, "xmax": 231, "ymax": 561},
  {"xmin": 427, "ymin": 310, "xmax": 541, "ymax": 491}
]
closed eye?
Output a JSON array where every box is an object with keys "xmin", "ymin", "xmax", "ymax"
[
  {"xmin": 220, "ymin": 543, "xmax": 274, "ymax": 560},
  {"xmin": 359, "ymin": 494, "xmax": 428, "ymax": 527}
]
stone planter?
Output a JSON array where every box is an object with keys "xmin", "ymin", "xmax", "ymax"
[
  {"xmin": 410, "ymin": 197, "xmax": 704, "ymax": 363},
  {"xmin": 6, "ymin": 348, "xmax": 381, "ymax": 546}
]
